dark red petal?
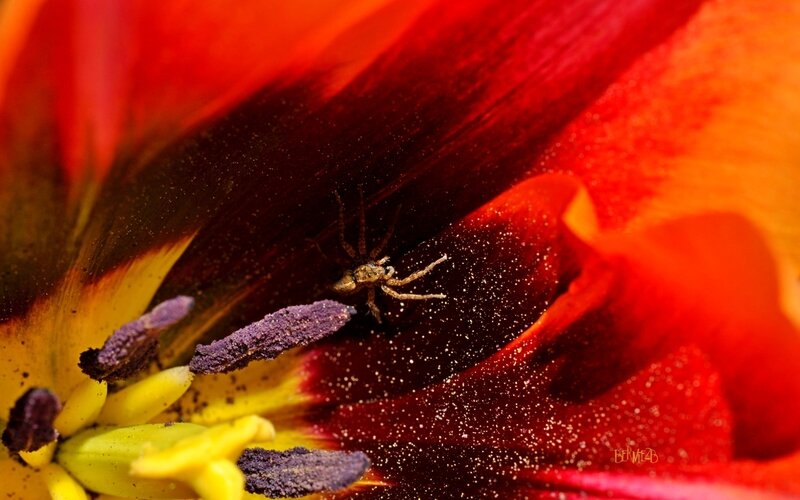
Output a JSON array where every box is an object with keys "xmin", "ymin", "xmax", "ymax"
[
  {"xmin": 307, "ymin": 177, "xmax": 800, "ymax": 494},
  {"xmin": 153, "ymin": 0, "xmax": 703, "ymax": 361},
  {"xmin": 303, "ymin": 174, "xmax": 587, "ymax": 404},
  {"xmin": 313, "ymin": 344, "xmax": 732, "ymax": 496},
  {"xmin": 532, "ymin": 214, "xmax": 800, "ymax": 459},
  {"xmin": 0, "ymin": 0, "xmax": 426, "ymax": 320}
]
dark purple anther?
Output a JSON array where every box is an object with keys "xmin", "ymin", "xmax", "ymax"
[
  {"xmin": 237, "ymin": 447, "xmax": 370, "ymax": 498},
  {"xmin": 79, "ymin": 296, "xmax": 194, "ymax": 382},
  {"xmin": 189, "ymin": 300, "xmax": 353, "ymax": 374},
  {"xmin": 2, "ymin": 388, "xmax": 61, "ymax": 452}
]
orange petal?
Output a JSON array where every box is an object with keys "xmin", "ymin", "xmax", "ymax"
[
  {"xmin": 0, "ymin": 0, "xmax": 433, "ymax": 183},
  {"xmin": 539, "ymin": 0, "xmax": 800, "ymax": 264}
]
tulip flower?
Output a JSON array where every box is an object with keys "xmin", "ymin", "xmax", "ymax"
[{"xmin": 0, "ymin": 0, "xmax": 798, "ymax": 498}]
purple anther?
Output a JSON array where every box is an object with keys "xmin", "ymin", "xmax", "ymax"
[
  {"xmin": 189, "ymin": 300, "xmax": 353, "ymax": 374},
  {"xmin": 2, "ymin": 388, "xmax": 61, "ymax": 452},
  {"xmin": 141, "ymin": 295, "xmax": 195, "ymax": 329},
  {"xmin": 237, "ymin": 447, "xmax": 370, "ymax": 498},
  {"xmin": 79, "ymin": 296, "xmax": 194, "ymax": 382}
]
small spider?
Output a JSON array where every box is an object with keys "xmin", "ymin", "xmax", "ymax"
[{"xmin": 331, "ymin": 191, "xmax": 448, "ymax": 323}]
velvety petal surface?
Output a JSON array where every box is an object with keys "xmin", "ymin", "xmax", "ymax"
[
  {"xmin": 537, "ymin": 0, "xmax": 800, "ymax": 263},
  {"xmin": 534, "ymin": 212, "xmax": 800, "ymax": 460},
  {"xmin": 533, "ymin": 458, "xmax": 800, "ymax": 499},
  {"xmin": 302, "ymin": 174, "xmax": 588, "ymax": 403},
  {"xmin": 174, "ymin": 174, "xmax": 588, "ymax": 430},
  {"xmin": 0, "ymin": 0, "xmax": 798, "ymax": 497},
  {"xmin": 151, "ymin": 0, "xmax": 704, "ymax": 363},
  {"xmin": 0, "ymin": 0, "xmax": 430, "ymax": 321},
  {"xmin": 306, "ymin": 174, "xmax": 800, "ymax": 496}
]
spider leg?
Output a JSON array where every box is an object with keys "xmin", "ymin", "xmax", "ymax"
[
  {"xmin": 385, "ymin": 265, "xmax": 396, "ymax": 278},
  {"xmin": 370, "ymin": 204, "xmax": 402, "ymax": 259},
  {"xmin": 305, "ymin": 237, "xmax": 328, "ymax": 259},
  {"xmin": 385, "ymin": 254, "xmax": 448, "ymax": 287},
  {"xmin": 367, "ymin": 287, "xmax": 382, "ymax": 323},
  {"xmin": 381, "ymin": 285, "xmax": 445, "ymax": 300},
  {"xmin": 306, "ymin": 238, "xmax": 349, "ymax": 267},
  {"xmin": 334, "ymin": 191, "xmax": 357, "ymax": 259},
  {"xmin": 358, "ymin": 186, "xmax": 367, "ymax": 257}
]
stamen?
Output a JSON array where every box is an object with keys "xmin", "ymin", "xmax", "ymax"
[
  {"xmin": 189, "ymin": 300, "xmax": 354, "ymax": 374},
  {"xmin": 237, "ymin": 447, "xmax": 370, "ymax": 498},
  {"xmin": 97, "ymin": 366, "xmax": 193, "ymax": 426},
  {"xmin": 2, "ymin": 388, "xmax": 61, "ymax": 452},
  {"xmin": 41, "ymin": 463, "xmax": 90, "ymax": 499},
  {"xmin": 54, "ymin": 379, "xmax": 108, "ymax": 438},
  {"xmin": 79, "ymin": 296, "xmax": 194, "ymax": 382}
]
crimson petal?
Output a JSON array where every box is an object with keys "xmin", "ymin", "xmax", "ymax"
[
  {"xmin": 304, "ymin": 175, "xmax": 586, "ymax": 403},
  {"xmin": 532, "ymin": 214, "xmax": 800, "ymax": 459},
  {"xmin": 308, "ymin": 177, "xmax": 800, "ymax": 495},
  {"xmin": 151, "ymin": 0, "xmax": 704, "ymax": 359}
]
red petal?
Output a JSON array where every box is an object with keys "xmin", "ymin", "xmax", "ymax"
[
  {"xmin": 309, "ymin": 174, "xmax": 800, "ymax": 494},
  {"xmin": 302, "ymin": 175, "xmax": 588, "ymax": 403},
  {"xmin": 536, "ymin": 0, "xmax": 800, "ymax": 263},
  {"xmin": 315, "ymin": 344, "xmax": 732, "ymax": 495},
  {"xmin": 533, "ymin": 464, "xmax": 800, "ymax": 499},
  {"xmin": 534, "ymin": 213, "xmax": 800, "ymax": 459},
  {"xmin": 0, "ymin": 0, "xmax": 431, "ymax": 319},
  {"xmin": 154, "ymin": 0, "xmax": 703, "ymax": 357},
  {"xmin": 0, "ymin": 0, "xmax": 429, "ymax": 182}
]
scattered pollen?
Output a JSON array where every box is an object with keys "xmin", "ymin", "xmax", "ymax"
[
  {"xmin": 79, "ymin": 296, "xmax": 194, "ymax": 382},
  {"xmin": 189, "ymin": 300, "xmax": 354, "ymax": 374},
  {"xmin": 2, "ymin": 388, "xmax": 62, "ymax": 452},
  {"xmin": 237, "ymin": 446, "xmax": 370, "ymax": 498}
]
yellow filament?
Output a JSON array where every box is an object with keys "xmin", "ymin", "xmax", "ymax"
[
  {"xmin": 98, "ymin": 366, "xmax": 193, "ymax": 426},
  {"xmin": 57, "ymin": 423, "xmax": 203, "ymax": 499},
  {"xmin": 185, "ymin": 459, "xmax": 245, "ymax": 500},
  {"xmin": 55, "ymin": 378, "xmax": 108, "ymax": 437},
  {"xmin": 131, "ymin": 415, "xmax": 275, "ymax": 477},
  {"xmin": 41, "ymin": 463, "xmax": 89, "ymax": 500}
]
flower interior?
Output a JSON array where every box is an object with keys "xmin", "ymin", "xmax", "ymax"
[{"xmin": 0, "ymin": 297, "xmax": 370, "ymax": 499}]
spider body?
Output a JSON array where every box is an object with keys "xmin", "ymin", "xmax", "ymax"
[
  {"xmin": 333, "ymin": 257, "xmax": 395, "ymax": 295},
  {"xmin": 332, "ymin": 192, "xmax": 447, "ymax": 322}
]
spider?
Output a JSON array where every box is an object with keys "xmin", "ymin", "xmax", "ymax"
[{"xmin": 331, "ymin": 191, "xmax": 448, "ymax": 323}]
